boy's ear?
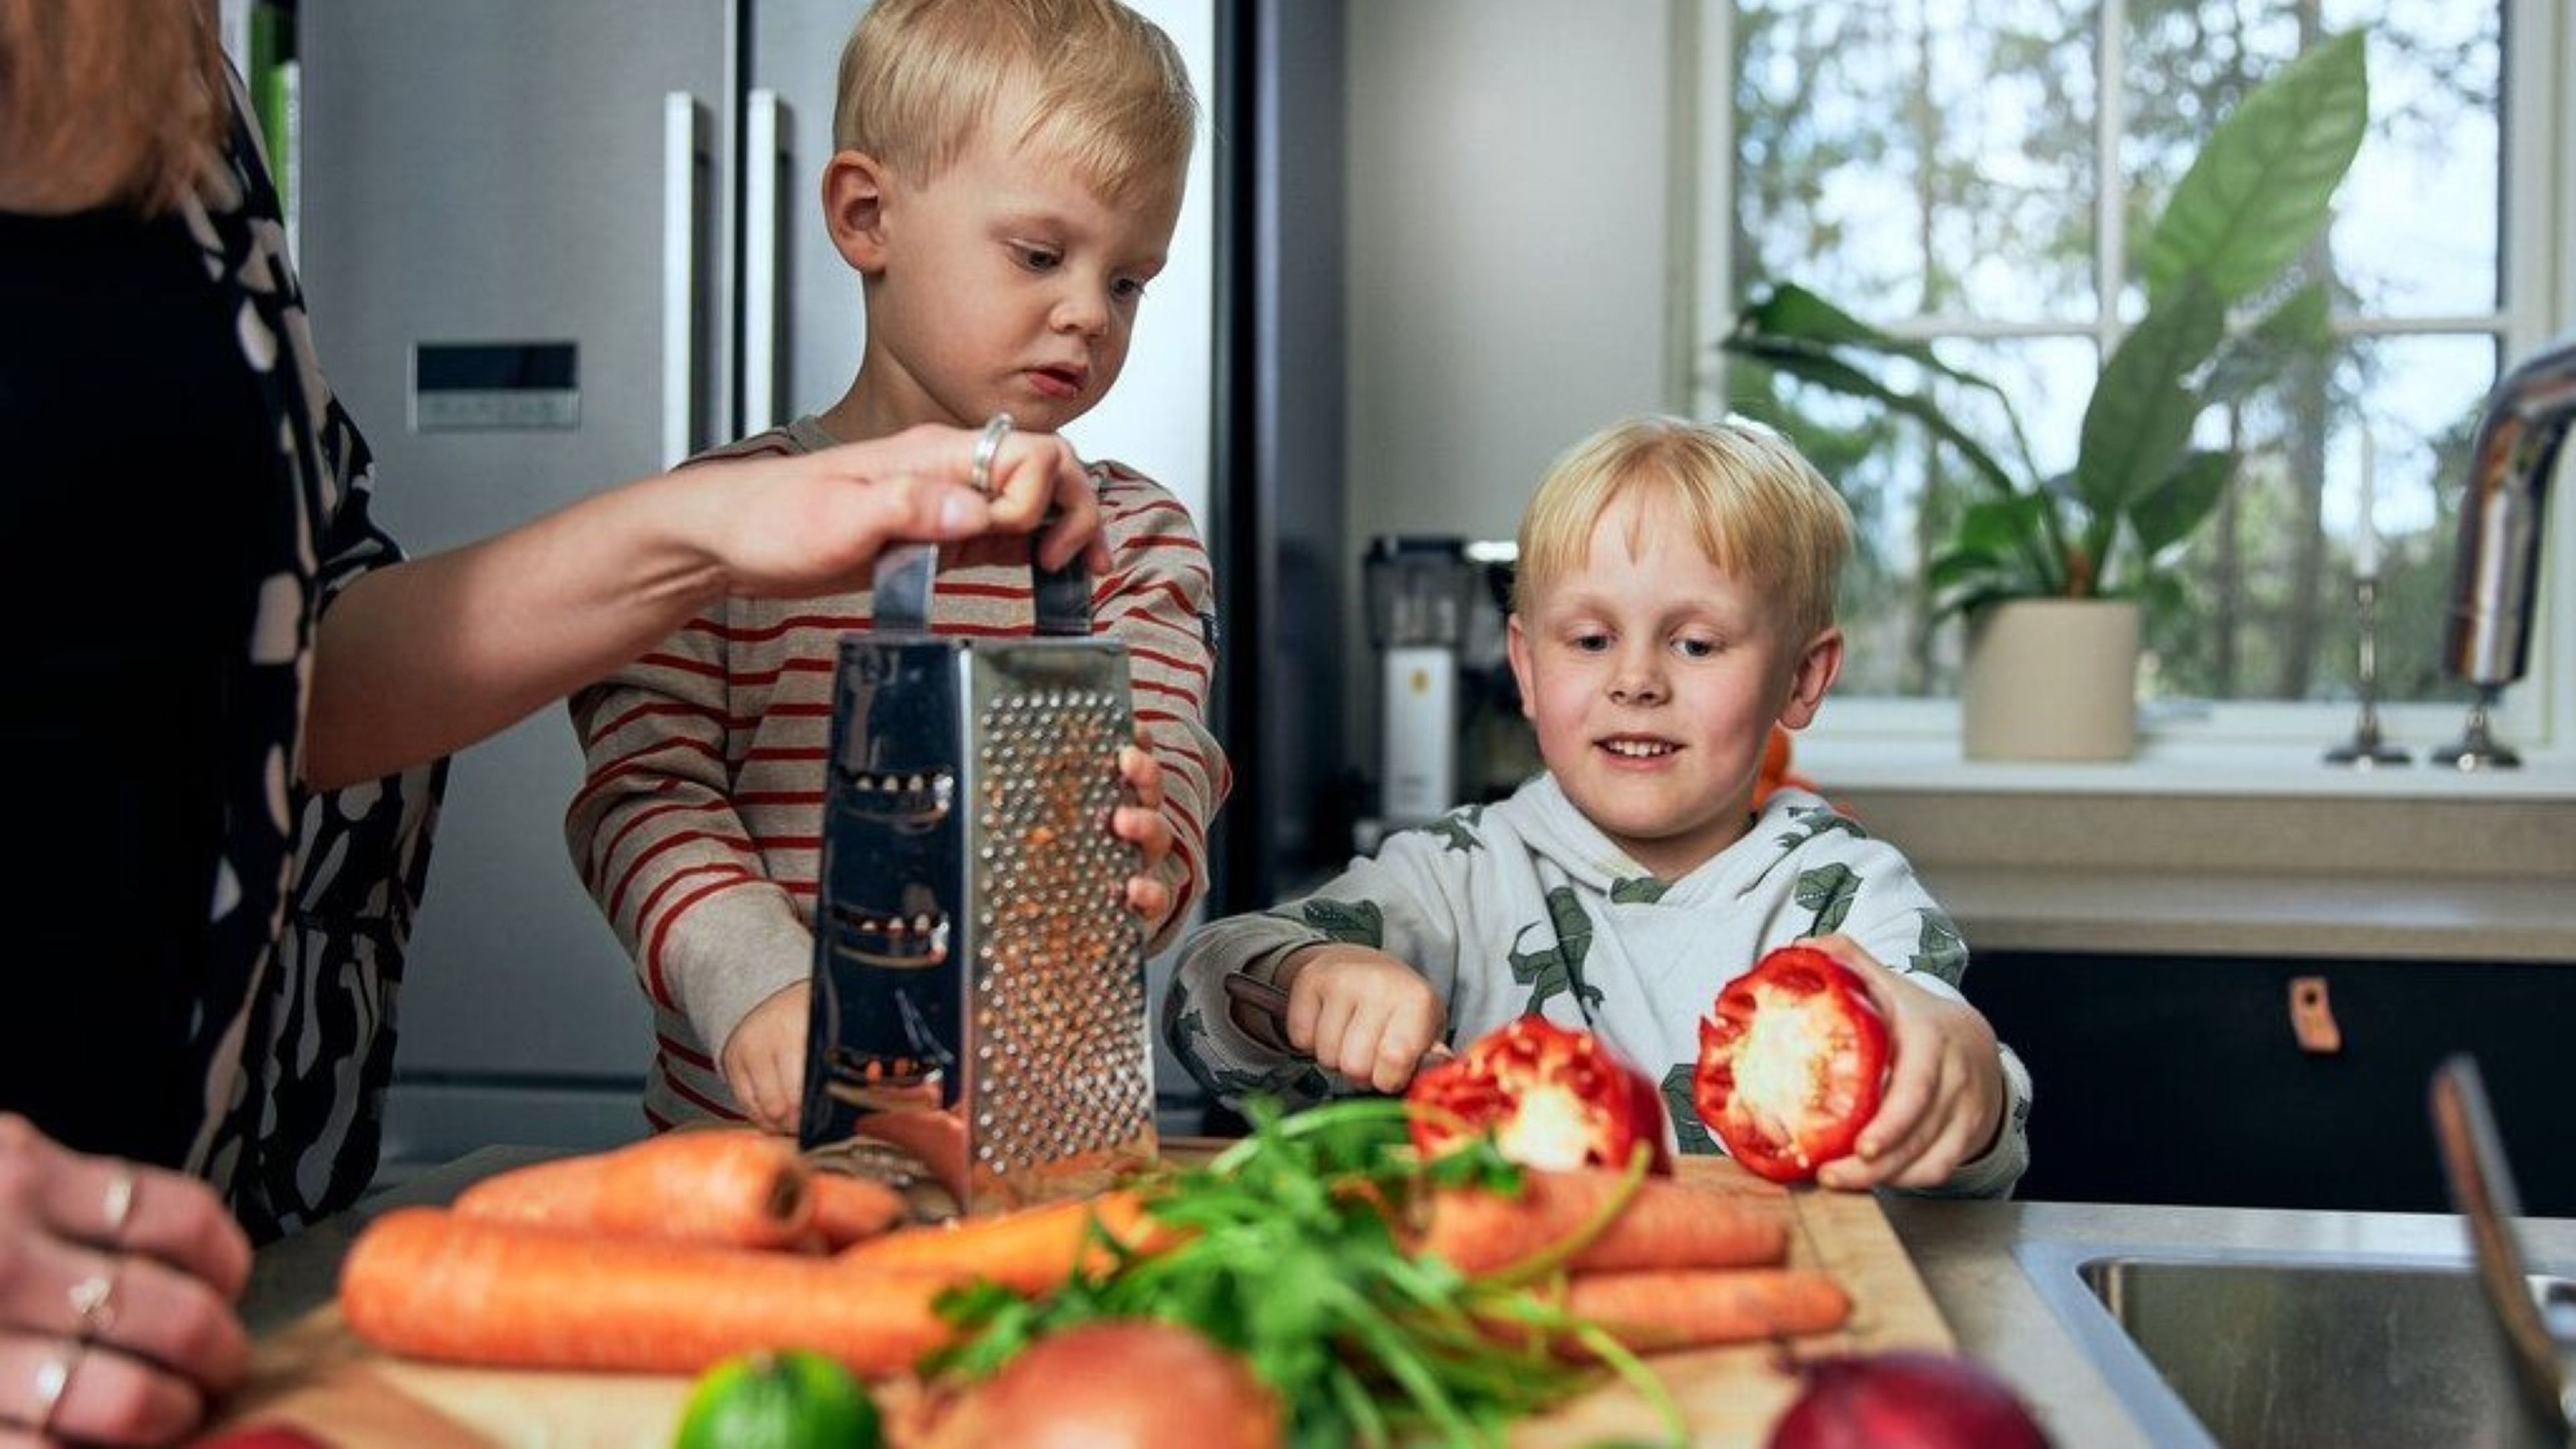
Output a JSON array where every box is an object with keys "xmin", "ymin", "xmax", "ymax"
[
  {"xmin": 1506, "ymin": 614, "xmax": 1538, "ymax": 720},
  {"xmin": 821, "ymin": 149, "xmax": 894, "ymax": 274},
  {"xmin": 1776, "ymin": 626, "xmax": 1844, "ymax": 730}
]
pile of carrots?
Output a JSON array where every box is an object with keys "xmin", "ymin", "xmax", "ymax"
[{"xmin": 335, "ymin": 1128, "xmax": 1851, "ymax": 1382}]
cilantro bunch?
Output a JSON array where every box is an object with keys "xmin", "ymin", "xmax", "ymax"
[{"xmin": 926, "ymin": 1099, "xmax": 1683, "ymax": 1448}]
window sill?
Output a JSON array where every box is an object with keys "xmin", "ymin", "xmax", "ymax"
[{"xmin": 1795, "ymin": 731, "xmax": 2576, "ymax": 802}]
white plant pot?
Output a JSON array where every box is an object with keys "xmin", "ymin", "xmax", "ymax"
[{"xmin": 1961, "ymin": 598, "xmax": 2142, "ymax": 761}]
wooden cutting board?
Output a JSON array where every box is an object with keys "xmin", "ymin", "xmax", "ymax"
[{"xmin": 206, "ymin": 1156, "xmax": 1949, "ymax": 1448}]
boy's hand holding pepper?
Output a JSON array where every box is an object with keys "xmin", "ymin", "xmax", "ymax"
[{"xmin": 1803, "ymin": 935, "xmax": 2007, "ymax": 1191}]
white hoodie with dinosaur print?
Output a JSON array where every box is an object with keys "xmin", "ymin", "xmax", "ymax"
[{"xmin": 1164, "ymin": 777, "xmax": 2031, "ymax": 1198}]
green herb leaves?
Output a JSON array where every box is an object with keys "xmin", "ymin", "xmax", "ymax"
[{"xmin": 924, "ymin": 1099, "xmax": 1680, "ymax": 1448}]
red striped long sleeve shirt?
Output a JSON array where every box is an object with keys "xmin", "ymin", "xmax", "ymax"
[{"xmin": 563, "ymin": 419, "xmax": 1229, "ymax": 1130}]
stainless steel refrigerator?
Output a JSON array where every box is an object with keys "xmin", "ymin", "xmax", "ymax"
[{"xmin": 294, "ymin": 0, "xmax": 1216, "ymax": 1169}]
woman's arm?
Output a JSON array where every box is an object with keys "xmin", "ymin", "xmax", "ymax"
[{"xmin": 303, "ymin": 426, "xmax": 1102, "ymax": 789}]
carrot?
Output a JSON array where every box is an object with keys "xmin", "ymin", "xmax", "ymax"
[
  {"xmin": 1544, "ymin": 1268, "xmax": 1852, "ymax": 1353},
  {"xmin": 451, "ymin": 1130, "xmax": 812, "ymax": 1250},
  {"xmin": 339, "ymin": 1207, "xmax": 965, "ymax": 1378},
  {"xmin": 1418, "ymin": 1167, "xmax": 1790, "ymax": 1279},
  {"xmin": 836, "ymin": 1189, "xmax": 1164, "ymax": 1295},
  {"xmin": 804, "ymin": 1169, "xmax": 910, "ymax": 1250}
]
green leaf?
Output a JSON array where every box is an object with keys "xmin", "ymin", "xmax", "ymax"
[
  {"xmin": 1737, "ymin": 284, "xmax": 1995, "ymax": 394},
  {"xmin": 2199, "ymin": 281, "xmax": 2334, "ymax": 409},
  {"xmin": 1726, "ymin": 340, "xmax": 2022, "ymax": 499},
  {"xmin": 2073, "ymin": 272, "xmax": 2225, "ymax": 525},
  {"xmin": 924, "ymin": 1098, "xmax": 1666, "ymax": 1448},
  {"xmin": 1929, "ymin": 493, "xmax": 2063, "ymax": 615},
  {"xmin": 1950, "ymin": 495, "xmax": 2035, "ymax": 557},
  {"xmin": 1725, "ymin": 284, "xmax": 2038, "ymax": 488},
  {"xmin": 2142, "ymin": 30, "xmax": 2369, "ymax": 307},
  {"xmin": 2129, "ymin": 449, "xmax": 2233, "ymax": 564}
]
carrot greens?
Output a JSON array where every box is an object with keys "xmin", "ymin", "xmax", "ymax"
[{"xmin": 923, "ymin": 1099, "xmax": 1685, "ymax": 1448}]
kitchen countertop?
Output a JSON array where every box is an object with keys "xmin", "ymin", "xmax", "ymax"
[
  {"xmin": 238, "ymin": 1147, "xmax": 2576, "ymax": 1446},
  {"xmin": 1918, "ymin": 864, "xmax": 2576, "ymax": 963},
  {"xmin": 1824, "ymin": 784, "xmax": 2576, "ymax": 964}
]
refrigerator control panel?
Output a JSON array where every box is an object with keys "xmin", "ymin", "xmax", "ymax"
[{"xmin": 410, "ymin": 341, "xmax": 579, "ymax": 432}]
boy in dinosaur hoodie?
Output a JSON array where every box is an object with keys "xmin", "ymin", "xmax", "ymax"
[{"xmin": 1165, "ymin": 414, "xmax": 2029, "ymax": 1197}]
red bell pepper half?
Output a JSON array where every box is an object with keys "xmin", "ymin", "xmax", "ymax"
[
  {"xmin": 1693, "ymin": 944, "xmax": 1890, "ymax": 1183},
  {"xmin": 1405, "ymin": 1015, "xmax": 1672, "ymax": 1175}
]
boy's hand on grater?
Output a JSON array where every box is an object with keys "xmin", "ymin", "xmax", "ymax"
[
  {"xmin": 1112, "ymin": 744, "xmax": 1175, "ymax": 928},
  {"xmin": 719, "ymin": 983, "xmax": 812, "ymax": 1134}
]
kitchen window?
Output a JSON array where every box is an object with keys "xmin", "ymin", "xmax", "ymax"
[{"xmin": 1689, "ymin": 0, "xmax": 2574, "ymax": 769}]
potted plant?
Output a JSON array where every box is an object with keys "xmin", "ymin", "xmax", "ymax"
[{"xmin": 1721, "ymin": 30, "xmax": 2368, "ymax": 760}]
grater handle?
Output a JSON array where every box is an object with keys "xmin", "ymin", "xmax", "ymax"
[
  {"xmin": 1031, "ymin": 545, "xmax": 1092, "ymax": 637},
  {"xmin": 871, "ymin": 541, "xmax": 938, "ymax": 633},
  {"xmin": 869, "ymin": 533, "xmax": 1093, "ymax": 635}
]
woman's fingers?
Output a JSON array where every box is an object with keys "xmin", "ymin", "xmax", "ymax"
[
  {"xmin": 0, "ymin": 1333, "xmax": 207, "ymax": 1446},
  {"xmin": 62, "ymin": 1166, "xmax": 250, "ymax": 1305},
  {"xmin": 1, "ymin": 1118, "xmax": 250, "ymax": 1305}
]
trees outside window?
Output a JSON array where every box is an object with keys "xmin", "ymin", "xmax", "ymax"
[{"xmin": 1701, "ymin": 0, "xmax": 2558, "ymax": 746}]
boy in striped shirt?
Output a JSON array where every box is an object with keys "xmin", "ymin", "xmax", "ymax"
[{"xmin": 566, "ymin": 0, "xmax": 1228, "ymax": 1134}]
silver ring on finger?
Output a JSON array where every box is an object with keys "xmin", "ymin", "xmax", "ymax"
[
  {"xmin": 99, "ymin": 1165, "xmax": 136, "ymax": 1244},
  {"xmin": 27, "ymin": 1343, "xmax": 78, "ymax": 1432},
  {"xmin": 67, "ymin": 1259, "xmax": 119, "ymax": 1342},
  {"xmin": 969, "ymin": 411, "xmax": 1015, "ymax": 494}
]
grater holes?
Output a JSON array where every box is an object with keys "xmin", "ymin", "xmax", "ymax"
[{"xmin": 969, "ymin": 684, "xmax": 1146, "ymax": 1175}]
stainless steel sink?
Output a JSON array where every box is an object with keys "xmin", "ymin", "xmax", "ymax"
[{"xmin": 2015, "ymin": 1240, "xmax": 2576, "ymax": 1448}]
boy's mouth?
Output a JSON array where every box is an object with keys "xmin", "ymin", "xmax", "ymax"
[
  {"xmin": 1598, "ymin": 736, "xmax": 1678, "ymax": 759},
  {"xmin": 1027, "ymin": 364, "xmax": 1089, "ymax": 399}
]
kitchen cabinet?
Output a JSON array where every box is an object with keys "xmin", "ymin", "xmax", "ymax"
[{"xmin": 1972, "ymin": 949, "xmax": 2575, "ymax": 1214}]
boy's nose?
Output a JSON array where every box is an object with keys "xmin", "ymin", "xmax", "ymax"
[
  {"xmin": 1051, "ymin": 286, "xmax": 1110, "ymax": 339},
  {"xmin": 1607, "ymin": 658, "xmax": 1667, "ymax": 705}
]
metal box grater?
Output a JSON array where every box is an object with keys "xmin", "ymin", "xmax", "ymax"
[{"xmin": 798, "ymin": 538, "xmax": 1156, "ymax": 1214}]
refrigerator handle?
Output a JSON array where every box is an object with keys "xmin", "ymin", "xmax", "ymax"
[
  {"xmin": 663, "ymin": 93, "xmax": 706, "ymax": 468},
  {"xmin": 743, "ymin": 89, "xmax": 790, "ymax": 434}
]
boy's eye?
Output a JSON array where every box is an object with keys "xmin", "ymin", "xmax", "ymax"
[
  {"xmin": 1674, "ymin": 636, "xmax": 1719, "ymax": 659},
  {"xmin": 1012, "ymin": 241, "xmax": 1063, "ymax": 273},
  {"xmin": 1112, "ymin": 275, "xmax": 1150, "ymax": 303},
  {"xmin": 1568, "ymin": 632, "xmax": 1612, "ymax": 654}
]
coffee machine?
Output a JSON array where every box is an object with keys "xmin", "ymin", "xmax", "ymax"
[
  {"xmin": 1363, "ymin": 536, "xmax": 1528, "ymax": 835},
  {"xmin": 1366, "ymin": 537, "xmax": 1480, "ymax": 829}
]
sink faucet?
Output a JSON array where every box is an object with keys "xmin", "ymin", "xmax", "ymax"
[
  {"xmin": 2429, "ymin": 1055, "xmax": 2576, "ymax": 1441},
  {"xmin": 2436, "ymin": 334, "xmax": 2576, "ymax": 768}
]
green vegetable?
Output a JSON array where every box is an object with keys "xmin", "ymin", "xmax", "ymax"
[
  {"xmin": 672, "ymin": 1348, "xmax": 882, "ymax": 1449},
  {"xmin": 922, "ymin": 1099, "xmax": 1685, "ymax": 1449}
]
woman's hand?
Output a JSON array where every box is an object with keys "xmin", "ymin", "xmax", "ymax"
[
  {"xmin": 0, "ymin": 1115, "xmax": 252, "ymax": 1445},
  {"xmin": 307, "ymin": 418, "xmax": 1112, "ymax": 790},
  {"xmin": 710, "ymin": 422, "xmax": 1110, "ymax": 599}
]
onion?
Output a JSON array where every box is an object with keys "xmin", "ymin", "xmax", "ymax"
[
  {"xmin": 922, "ymin": 1321, "xmax": 1283, "ymax": 1449},
  {"xmin": 1767, "ymin": 1350, "xmax": 2052, "ymax": 1448}
]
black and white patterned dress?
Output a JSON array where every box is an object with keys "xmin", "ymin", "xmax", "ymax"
[{"xmin": 0, "ymin": 88, "xmax": 443, "ymax": 1242}]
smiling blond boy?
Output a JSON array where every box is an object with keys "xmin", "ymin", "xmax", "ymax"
[{"xmin": 1167, "ymin": 415, "xmax": 2029, "ymax": 1195}]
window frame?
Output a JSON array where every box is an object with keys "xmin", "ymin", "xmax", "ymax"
[{"xmin": 1680, "ymin": 0, "xmax": 2576, "ymax": 784}]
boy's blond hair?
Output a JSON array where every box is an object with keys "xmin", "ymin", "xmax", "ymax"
[
  {"xmin": 1515, "ymin": 414, "xmax": 1854, "ymax": 645},
  {"xmin": 833, "ymin": 0, "xmax": 1196, "ymax": 206}
]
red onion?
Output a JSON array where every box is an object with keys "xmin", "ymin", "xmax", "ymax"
[
  {"xmin": 923, "ymin": 1321, "xmax": 1283, "ymax": 1449},
  {"xmin": 1768, "ymin": 1350, "xmax": 2053, "ymax": 1448}
]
